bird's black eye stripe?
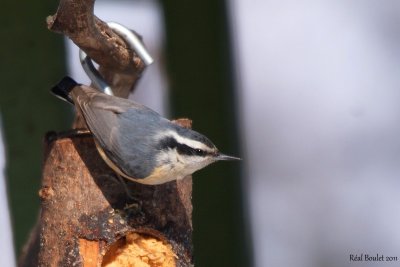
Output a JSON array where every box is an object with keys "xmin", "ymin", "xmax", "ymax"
[
  {"xmin": 158, "ymin": 137, "xmax": 209, "ymax": 156},
  {"xmin": 176, "ymin": 143, "xmax": 207, "ymax": 157},
  {"xmin": 194, "ymin": 148, "xmax": 207, "ymax": 156}
]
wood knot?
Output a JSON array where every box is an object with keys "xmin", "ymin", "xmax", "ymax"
[{"xmin": 38, "ymin": 186, "xmax": 55, "ymax": 200}]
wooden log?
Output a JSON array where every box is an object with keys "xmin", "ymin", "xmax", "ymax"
[{"xmin": 32, "ymin": 119, "xmax": 193, "ymax": 266}]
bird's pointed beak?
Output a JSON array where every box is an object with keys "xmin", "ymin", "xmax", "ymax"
[{"xmin": 216, "ymin": 153, "xmax": 241, "ymax": 161}]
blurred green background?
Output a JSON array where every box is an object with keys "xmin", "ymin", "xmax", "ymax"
[{"xmin": 0, "ymin": 1, "xmax": 252, "ymax": 266}]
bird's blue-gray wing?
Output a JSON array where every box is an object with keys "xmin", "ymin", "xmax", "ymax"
[{"xmin": 73, "ymin": 87, "xmax": 164, "ymax": 179}]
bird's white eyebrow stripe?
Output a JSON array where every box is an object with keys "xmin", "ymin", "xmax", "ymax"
[{"xmin": 156, "ymin": 131, "xmax": 213, "ymax": 152}]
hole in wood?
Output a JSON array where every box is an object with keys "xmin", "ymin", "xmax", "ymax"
[{"xmin": 101, "ymin": 232, "xmax": 177, "ymax": 267}]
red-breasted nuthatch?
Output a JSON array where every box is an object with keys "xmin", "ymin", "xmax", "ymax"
[{"xmin": 52, "ymin": 77, "xmax": 240, "ymax": 185}]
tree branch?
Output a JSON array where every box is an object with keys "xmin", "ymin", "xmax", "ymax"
[{"xmin": 47, "ymin": 0, "xmax": 145, "ymax": 97}]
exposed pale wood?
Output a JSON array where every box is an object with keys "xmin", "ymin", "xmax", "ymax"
[{"xmin": 79, "ymin": 239, "xmax": 100, "ymax": 267}]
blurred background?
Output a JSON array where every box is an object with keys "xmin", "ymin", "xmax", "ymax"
[{"xmin": 2, "ymin": 0, "xmax": 400, "ymax": 267}]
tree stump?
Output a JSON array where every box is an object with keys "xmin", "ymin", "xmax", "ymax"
[{"xmin": 30, "ymin": 120, "xmax": 193, "ymax": 266}]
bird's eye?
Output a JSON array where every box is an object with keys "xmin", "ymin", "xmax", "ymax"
[{"xmin": 195, "ymin": 149, "xmax": 205, "ymax": 156}]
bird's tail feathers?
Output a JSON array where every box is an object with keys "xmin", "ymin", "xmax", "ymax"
[{"xmin": 51, "ymin": 76, "xmax": 79, "ymax": 104}]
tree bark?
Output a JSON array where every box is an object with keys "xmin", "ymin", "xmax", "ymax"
[
  {"xmin": 20, "ymin": 124, "xmax": 193, "ymax": 266},
  {"xmin": 32, "ymin": 126, "xmax": 192, "ymax": 267}
]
